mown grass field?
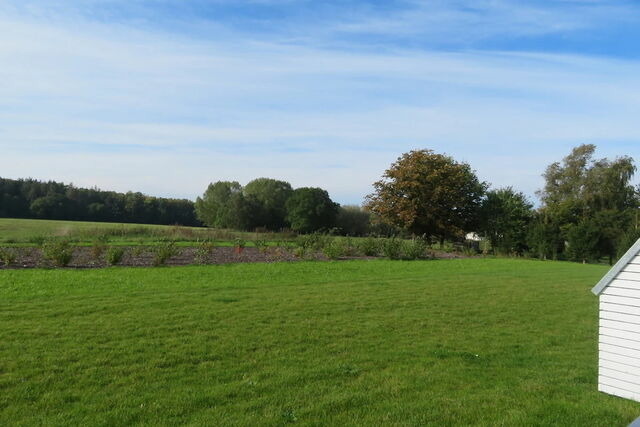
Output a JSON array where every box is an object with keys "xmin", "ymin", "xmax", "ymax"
[{"xmin": 1, "ymin": 258, "xmax": 637, "ymax": 425}]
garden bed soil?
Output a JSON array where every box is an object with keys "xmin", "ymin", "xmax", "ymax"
[
  {"xmin": 0, "ymin": 246, "xmax": 468, "ymax": 269},
  {"xmin": 0, "ymin": 246, "xmax": 323, "ymax": 269}
]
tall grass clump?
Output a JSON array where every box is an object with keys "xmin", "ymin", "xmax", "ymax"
[
  {"xmin": 105, "ymin": 247, "xmax": 125, "ymax": 266},
  {"xmin": 131, "ymin": 246, "xmax": 146, "ymax": 257},
  {"xmin": 153, "ymin": 241, "xmax": 181, "ymax": 266},
  {"xmin": 253, "ymin": 239, "xmax": 268, "ymax": 253},
  {"xmin": 323, "ymin": 237, "xmax": 359, "ymax": 259},
  {"xmin": 381, "ymin": 237, "xmax": 403, "ymax": 260},
  {"xmin": 295, "ymin": 233, "xmax": 331, "ymax": 259},
  {"xmin": 433, "ymin": 241, "xmax": 455, "ymax": 253},
  {"xmin": 358, "ymin": 237, "xmax": 381, "ymax": 256},
  {"xmin": 41, "ymin": 239, "xmax": 74, "ymax": 267},
  {"xmin": 297, "ymin": 233, "xmax": 330, "ymax": 252},
  {"xmin": 323, "ymin": 238, "xmax": 346, "ymax": 260},
  {"xmin": 0, "ymin": 247, "xmax": 16, "ymax": 267},
  {"xmin": 340, "ymin": 237, "xmax": 359, "ymax": 256},
  {"xmin": 403, "ymin": 237, "xmax": 429, "ymax": 260},
  {"xmin": 90, "ymin": 235, "xmax": 110, "ymax": 259},
  {"xmin": 29, "ymin": 235, "xmax": 47, "ymax": 245},
  {"xmin": 194, "ymin": 240, "xmax": 215, "ymax": 264}
]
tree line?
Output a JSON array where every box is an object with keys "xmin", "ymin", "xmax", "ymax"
[
  {"xmin": 193, "ymin": 179, "xmax": 390, "ymax": 236},
  {"xmin": 194, "ymin": 179, "xmax": 341, "ymax": 233},
  {"xmin": 366, "ymin": 144, "xmax": 639, "ymax": 263},
  {"xmin": 2, "ymin": 143, "xmax": 638, "ymax": 263},
  {"xmin": 0, "ymin": 178, "xmax": 198, "ymax": 226}
]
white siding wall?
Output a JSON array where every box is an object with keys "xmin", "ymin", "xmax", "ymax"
[{"xmin": 599, "ymin": 256, "xmax": 640, "ymax": 402}]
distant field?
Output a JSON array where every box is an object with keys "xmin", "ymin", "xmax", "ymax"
[
  {"xmin": 0, "ymin": 218, "xmax": 174, "ymax": 240},
  {"xmin": 0, "ymin": 218, "xmax": 292, "ymax": 245},
  {"xmin": 0, "ymin": 258, "xmax": 636, "ymax": 425}
]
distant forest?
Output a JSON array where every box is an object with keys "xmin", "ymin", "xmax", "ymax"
[
  {"xmin": 2, "ymin": 143, "xmax": 639, "ymax": 265},
  {"xmin": 0, "ymin": 178, "xmax": 199, "ymax": 226}
]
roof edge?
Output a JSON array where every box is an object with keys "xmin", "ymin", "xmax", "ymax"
[{"xmin": 592, "ymin": 238, "xmax": 640, "ymax": 295}]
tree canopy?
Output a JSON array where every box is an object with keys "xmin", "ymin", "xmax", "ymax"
[
  {"xmin": 243, "ymin": 178, "xmax": 293, "ymax": 230},
  {"xmin": 285, "ymin": 187, "xmax": 339, "ymax": 233},
  {"xmin": 195, "ymin": 179, "xmax": 338, "ymax": 233},
  {"xmin": 533, "ymin": 144, "xmax": 639, "ymax": 262},
  {"xmin": 336, "ymin": 205, "xmax": 371, "ymax": 236},
  {"xmin": 365, "ymin": 149, "xmax": 487, "ymax": 242},
  {"xmin": 194, "ymin": 181, "xmax": 253, "ymax": 230},
  {"xmin": 478, "ymin": 187, "xmax": 533, "ymax": 255},
  {"xmin": 0, "ymin": 177, "xmax": 198, "ymax": 226}
]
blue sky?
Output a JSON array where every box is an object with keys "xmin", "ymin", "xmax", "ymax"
[{"xmin": 2, "ymin": 0, "xmax": 640, "ymax": 204}]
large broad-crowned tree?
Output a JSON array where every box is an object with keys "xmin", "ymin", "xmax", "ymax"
[
  {"xmin": 243, "ymin": 178, "xmax": 293, "ymax": 230},
  {"xmin": 365, "ymin": 149, "xmax": 487, "ymax": 242},
  {"xmin": 535, "ymin": 144, "xmax": 638, "ymax": 263},
  {"xmin": 478, "ymin": 187, "xmax": 533, "ymax": 255},
  {"xmin": 195, "ymin": 181, "xmax": 257, "ymax": 230}
]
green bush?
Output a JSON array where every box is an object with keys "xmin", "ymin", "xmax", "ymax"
[
  {"xmin": 253, "ymin": 238, "xmax": 268, "ymax": 253},
  {"xmin": 341, "ymin": 237, "xmax": 359, "ymax": 256},
  {"xmin": 462, "ymin": 246, "xmax": 478, "ymax": 257},
  {"xmin": 41, "ymin": 239, "xmax": 74, "ymax": 267},
  {"xmin": 293, "ymin": 246, "xmax": 306, "ymax": 259},
  {"xmin": 105, "ymin": 247, "xmax": 125, "ymax": 266},
  {"xmin": 29, "ymin": 235, "xmax": 47, "ymax": 245},
  {"xmin": 435, "ymin": 241, "xmax": 455, "ymax": 253},
  {"xmin": 323, "ymin": 239, "xmax": 345, "ymax": 260},
  {"xmin": 195, "ymin": 240, "xmax": 215, "ymax": 264},
  {"xmin": 403, "ymin": 237, "xmax": 429, "ymax": 260},
  {"xmin": 153, "ymin": 241, "xmax": 181, "ymax": 266},
  {"xmin": 131, "ymin": 246, "xmax": 145, "ymax": 257},
  {"xmin": 358, "ymin": 237, "xmax": 381, "ymax": 256},
  {"xmin": 297, "ymin": 233, "xmax": 330, "ymax": 252},
  {"xmin": 381, "ymin": 238, "xmax": 403, "ymax": 260},
  {"xmin": 0, "ymin": 248, "xmax": 16, "ymax": 267},
  {"xmin": 90, "ymin": 236, "xmax": 109, "ymax": 259}
]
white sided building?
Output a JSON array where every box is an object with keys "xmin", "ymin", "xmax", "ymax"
[{"xmin": 593, "ymin": 239, "xmax": 640, "ymax": 402}]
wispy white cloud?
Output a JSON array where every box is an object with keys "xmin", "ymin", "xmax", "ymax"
[{"xmin": 1, "ymin": 1, "xmax": 640, "ymax": 204}]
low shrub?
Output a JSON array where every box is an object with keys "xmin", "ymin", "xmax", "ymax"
[
  {"xmin": 90, "ymin": 236, "xmax": 110, "ymax": 259},
  {"xmin": 29, "ymin": 235, "xmax": 47, "ymax": 245},
  {"xmin": 403, "ymin": 237, "xmax": 429, "ymax": 260},
  {"xmin": 0, "ymin": 247, "xmax": 16, "ymax": 266},
  {"xmin": 41, "ymin": 239, "xmax": 74, "ymax": 267},
  {"xmin": 323, "ymin": 238, "xmax": 345, "ymax": 260},
  {"xmin": 434, "ymin": 241, "xmax": 455, "ymax": 253},
  {"xmin": 293, "ymin": 246, "xmax": 306, "ymax": 259},
  {"xmin": 131, "ymin": 246, "xmax": 145, "ymax": 257},
  {"xmin": 234, "ymin": 238, "xmax": 246, "ymax": 250},
  {"xmin": 253, "ymin": 239, "xmax": 268, "ymax": 253},
  {"xmin": 297, "ymin": 233, "xmax": 329, "ymax": 252},
  {"xmin": 341, "ymin": 236, "xmax": 359, "ymax": 256},
  {"xmin": 153, "ymin": 241, "xmax": 181, "ymax": 266},
  {"xmin": 381, "ymin": 238, "xmax": 403, "ymax": 260},
  {"xmin": 195, "ymin": 240, "xmax": 215, "ymax": 264},
  {"xmin": 105, "ymin": 247, "xmax": 125, "ymax": 265},
  {"xmin": 462, "ymin": 246, "xmax": 478, "ymax": 257},
  {"xmin": 358, "ymin": 237, "xmax": 380, "ymax": 256}
]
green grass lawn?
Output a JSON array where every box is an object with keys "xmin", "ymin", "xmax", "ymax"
[{"xmin": 0, "ymin": 258, "xmax": 636, "ymax": 425}]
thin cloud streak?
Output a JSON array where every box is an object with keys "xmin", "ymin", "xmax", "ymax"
[{"xmin": 1, "ymin": 1, "xmax": 639, "ymax": 205}]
